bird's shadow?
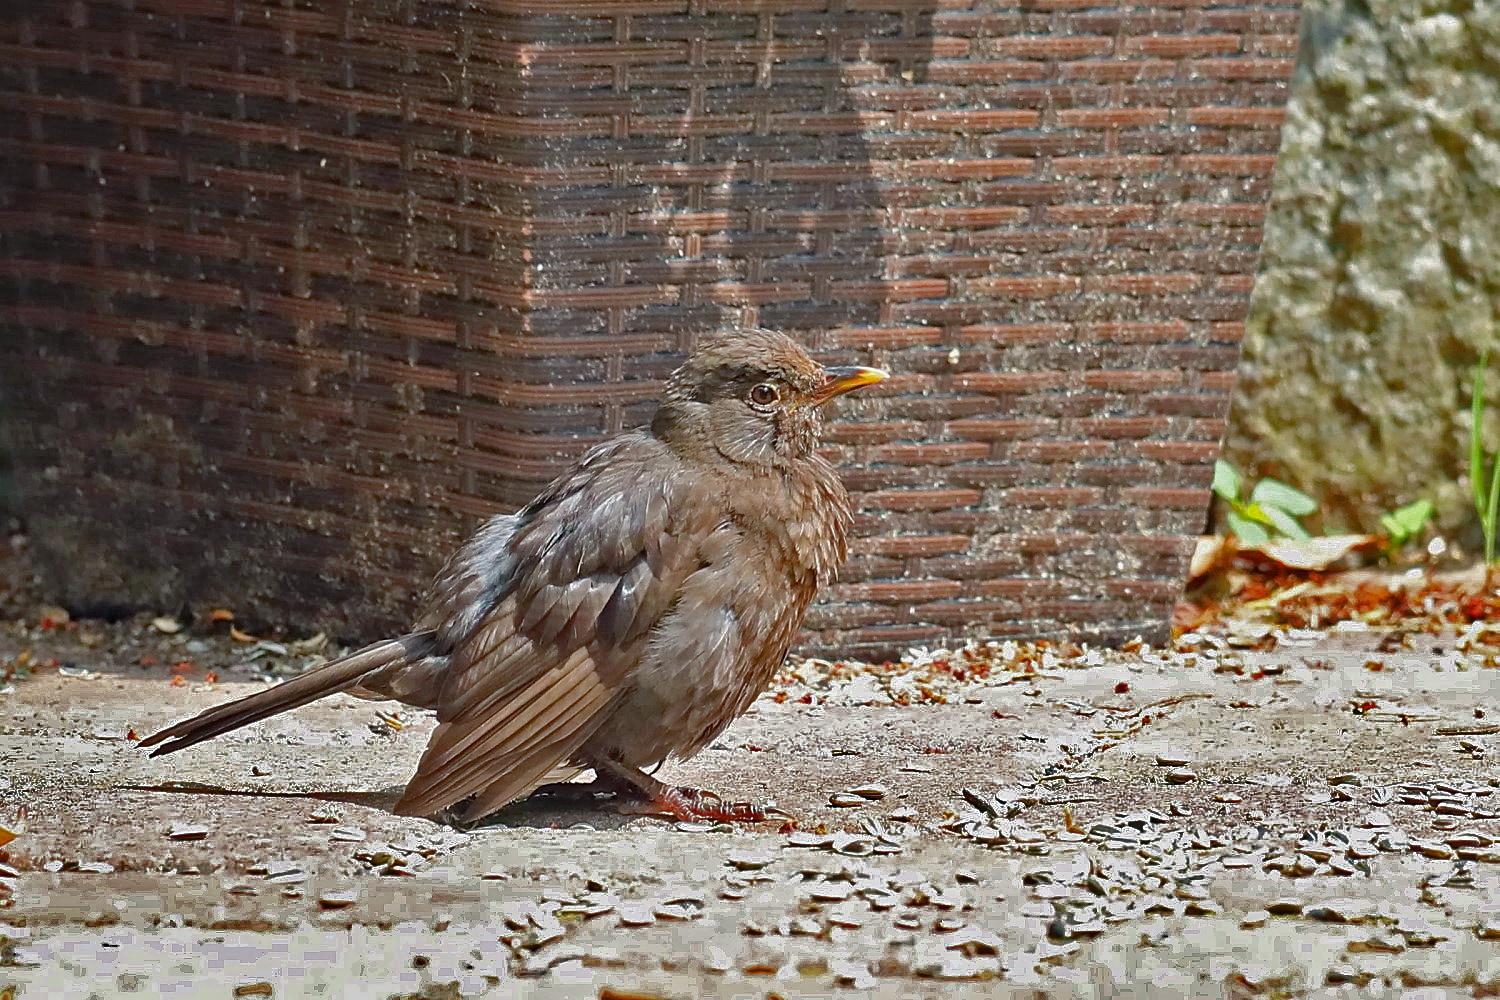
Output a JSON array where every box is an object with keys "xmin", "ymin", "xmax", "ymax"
[{"xmin": 116, "ymin": 781, "xmax": 652, "ymax": 831}]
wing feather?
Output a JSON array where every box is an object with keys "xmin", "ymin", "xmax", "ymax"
[
  {"xmin": 393, "ymin": 431, "xmax": 711, "ymax": 818},
  {"xmin": 420, "ymin": 647, "xmax": 595, "ymax": 771},
  {"xmin": 394, "ymin": 649, "xmax": 616, "ymax": 817}
]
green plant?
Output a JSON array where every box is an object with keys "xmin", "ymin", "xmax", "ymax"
[
  {"xmin": 1379, "ymin": 498, "xmax": 1434, "ymax": 551},
  {"xmin": 1472, "ymin": 348, "xmax": 1500, "ymax": 564},
  {"xmin": 1211, "ymin": 460, "xmax": 1318, "ymax": 545}
]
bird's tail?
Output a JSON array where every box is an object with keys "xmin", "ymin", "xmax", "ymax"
[{"xmin": 138, "ymin": 634, "xmax": 430, "ymax": 757}]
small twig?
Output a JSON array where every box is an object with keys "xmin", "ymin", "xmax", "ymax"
[{"xmin": 1096, "ymin": 693, "xmax": 1213, "ymax": 717}]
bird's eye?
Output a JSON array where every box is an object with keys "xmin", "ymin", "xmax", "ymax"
[{"xmin": 749, "ymin": 382, "xmax": 780, "ymax": 406}]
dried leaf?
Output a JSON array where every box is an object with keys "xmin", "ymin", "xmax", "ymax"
[
  {"xmin": 1189, "ymin": 536, "xmax": 1230, "ymax": 581},
  {"xmin": 0, "ymin": 809, "xmax": 25, "ymax": 849},
  {"xmin": 1245, "ymin": 535, "xmax": 1378, "ymax": 571}
]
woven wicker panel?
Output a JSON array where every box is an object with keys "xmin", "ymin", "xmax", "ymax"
[{"xmin": 0, "ymin": 0, "xmax": 1298, "ymax": 657}]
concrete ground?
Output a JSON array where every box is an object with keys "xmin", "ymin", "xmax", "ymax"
[{"xmin": 3, "ymin": 597, "xmax": 1500, "ymax": 997}]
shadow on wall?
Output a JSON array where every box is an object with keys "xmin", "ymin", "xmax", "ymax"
[{"xmin": 522, "ymin": 5, "xmax": 939, "ymax": 348}]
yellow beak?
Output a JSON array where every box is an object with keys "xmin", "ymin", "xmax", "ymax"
[{"xmin": 810, "ymin": 365, "xmax": 888, "ymax": 406}]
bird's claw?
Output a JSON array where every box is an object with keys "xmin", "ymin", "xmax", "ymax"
[{"xmin": 618, "ymin": 785, "xmax": 784, "ymax": 824}]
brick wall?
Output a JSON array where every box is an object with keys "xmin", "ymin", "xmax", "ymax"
[{"xmin": 0, "ymin": 0, "xmax": 1299, "ymax": 657}]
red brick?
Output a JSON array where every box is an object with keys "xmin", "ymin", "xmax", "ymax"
[
  {"xmin": 1045, "ymin": 204, "xmax": 1155, "ymax": 225},
  {"xmin": 973, "ymin": 579, "xmax": 1074, "ymax": 598},
  {"xmin": 1186, "ymin": 107, "xmax": 1285, "ymax": 127},
  {"xmin": 1051, "ymin": 156, "xmax": 1165, "ymax": 176},
  {"xmin": 851, "ymin": 534, "xmax": 972, "ymax": 558},
  {"xmin": 957, "ymin": 324, "xmax": 1073, "ymax": 346},
  {"xmin": 1007, "ymin": 440, "xmax": 1116, "ymax": 461},
  {"xmin": 844, "ymin": 626, "xmax": 953, "ymax": 649},
  {"xmin": 1060, "ymin": 59, "xmax": 1176, "ymax": 81},
  {"xmin": 1003, "ymin": 487, "xmax": 1107, "ymax": 507},
  {"xmin": 836, "ymin": 554, "xmax": 909, "ymax": 581},
  {"xmin": 1210, "ymin": 322, "xmax": 1248, "ymax": 343},
  {"xmin": 1084, "ymin": 273, "xmax": 1204, "ymax": 295},
  {"xmin": 967, "ymin": 276, "xmax": 1082, "ymax": 299},
  {"xmin": 1192, "ymin": 58, "xmax": 1295, "ymax": 80},
  {"xmin": 1058, "ymin": 108, "xmax": 1170, "ymax": 128},
  {"xmin": 895, "ymin": 158, "xmax": 1033, "ymax": 180},
  {"xmin": 967, "ymin": 229, "xmax": 1090, "ymax": 252},
  {"xmin": 918, "ymin": 554, "xmax": 1027, "ymax": 579},
  {"xmin": 953, "ymin": 371, "xmax": 1070, "ymax": 394},
  {"xmin": 846, "ymin": 580, "xmax": 966, "ymax": 603},
  {"xmin": 1117, "ymin": 533, "xmax": 1197, "ymax": 553},
  {"xmin": 1128, "ymin": 441, "xmax": 1221, "ymax": 462},
  {"xmin": 1123, "ymin": 34, "xmax": 1242, "ymax": 58},
  {"xmin": 1254, "ymin": 33, "xmax": 1302, "ymax": 57},
  {"xmin": 1031, "ymin": 600, "xmax": 1139, "ymax": 622},
  {"xmin": 821, "ymin": 421, "xmax": 928, "ymax": 445},
  {"xmin": 907, "ymin": 109, "xmax": 1041, "ymax": 131},
  {"xmin": 927, "ymin": 60, "xmax": 1050, "ymax": 83},
  {"xmin": 869, "ymin": 442, "xmax": 991, "ymax": 465},
  {"xmin": 1201, "ymin": 11, "xmax": 1300, "ymax": 33},
  {"xmin": 1169, "ymin": 203, "xmax": 1267, "ymax": 224},
  {"xmin": 832, "ymin": 279, "xmax": 951, "ymax": 303},
  {"xmin": 1179, "ymin": 154, "xmax": 1280, "ymax": 174},
  {"xmin": 945, "ymin": 418, "xmax": 1058, "ymax": 442},
  {"xmin": 1020, "ymin": 0, "xmax": 1139, "ymax": 8},
  {"xmin": 993, "ymin": 36, "xmax": 1115, "ymax": 59},
  {"xmin": 1009, "ymin": 534, "xmax": 1090, "ymax": 555},
  {"xmin": 1122, "ymin": 487, "xmax": 1212, "ymax": 508},
  {"xmin": 901, "ymin": 206, "xmax": 1031, "ymax": 228},
  {"xmin": 1080, "ymin": 370, "xmax": 1183, "ymax": 391},
  {"xmin": 856, "ymin": 489, "xmax": 983, "ymax": 512},
  {"xmin": 1073, "ymin": 416, "xmax": 1174, "ymax": 438},
  {"xmin": 828, "ymin": 327, "xmax": 945, "ymax": 350}
]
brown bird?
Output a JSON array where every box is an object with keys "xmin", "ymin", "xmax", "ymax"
[{"xmin": 141, "ymin": 329, "xmax": 886, "ymax": 824}]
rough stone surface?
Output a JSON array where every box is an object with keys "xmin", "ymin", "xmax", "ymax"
[
  {"xmin": 1225, "ymin": 0, "xmax": 1500, "ymax": 539},
  {"xmin": 6, "ymin": 605, "xmax": 1500, "ymax": 996}
]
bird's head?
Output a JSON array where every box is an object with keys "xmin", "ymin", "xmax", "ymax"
[{"xmin": 654, "ymin": 329, "xmax": 887, "ymax": 468}]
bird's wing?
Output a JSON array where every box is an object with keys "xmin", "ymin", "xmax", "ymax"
[
  {"xmin": 410, "ymin": 512, "xmax": 521, "ymax": 646},
  {"xmin": 394, "ymin": 433, "xmax": 703, "ymax": 819}
]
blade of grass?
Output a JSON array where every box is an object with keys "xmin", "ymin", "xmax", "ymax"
[
  {"xmin": 1472, "ymin": 350, "xmax": 1488, "ymax": 520},
  {"xmin": 1488, "ymin": 437, "xmax": 1500, "ymax": 564}
]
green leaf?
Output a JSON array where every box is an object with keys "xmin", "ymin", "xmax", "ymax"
[
  {"xmin": 1239, "ymin": 502, "xmax": 1276, "ymax": 527},
  {"xmin": 1249, "ymin": 478, "xmax": 1318, "ymax": 517},
  {"xmin": 1211, "ymin": 459, "xmax": 1241, "ymax": 503},
  {"xmin": 1226, "ymin": 510, "xmax": 1270, "ymax": 545},
  {"xmin": 1384, "ymin": 498, "xmax": 1434, "ymax": 540},
  {"xmin": 1261, "ymin": 506, "xmax": 1310, "ymax": 540}
]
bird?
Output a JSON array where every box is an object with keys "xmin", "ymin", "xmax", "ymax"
[{"xmin": 140, "ymin": 329, "xmax": 887, "ymax": 825}]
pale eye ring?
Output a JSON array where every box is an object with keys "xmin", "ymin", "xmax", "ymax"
[{"xmin": 749, "ymin": 382, "xmax": 780, "ymax": 406}]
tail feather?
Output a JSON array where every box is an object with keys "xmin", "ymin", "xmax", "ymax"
[{"xmin": 139, "ymin": 635, "xmax": 428, "ymax": 757}]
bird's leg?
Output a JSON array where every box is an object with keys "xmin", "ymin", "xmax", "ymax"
[{"xmin": 588, "ymin": 757, "xmax": 790, "ymax": 824}]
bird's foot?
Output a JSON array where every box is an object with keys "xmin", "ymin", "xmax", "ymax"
[
  {"xmin": 587, "ymin": 757, "xmax": 791, "ymax": 824},
  {"xmin": 616, "ymin": 785, "xmax": 789, "ymax": 824}
]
